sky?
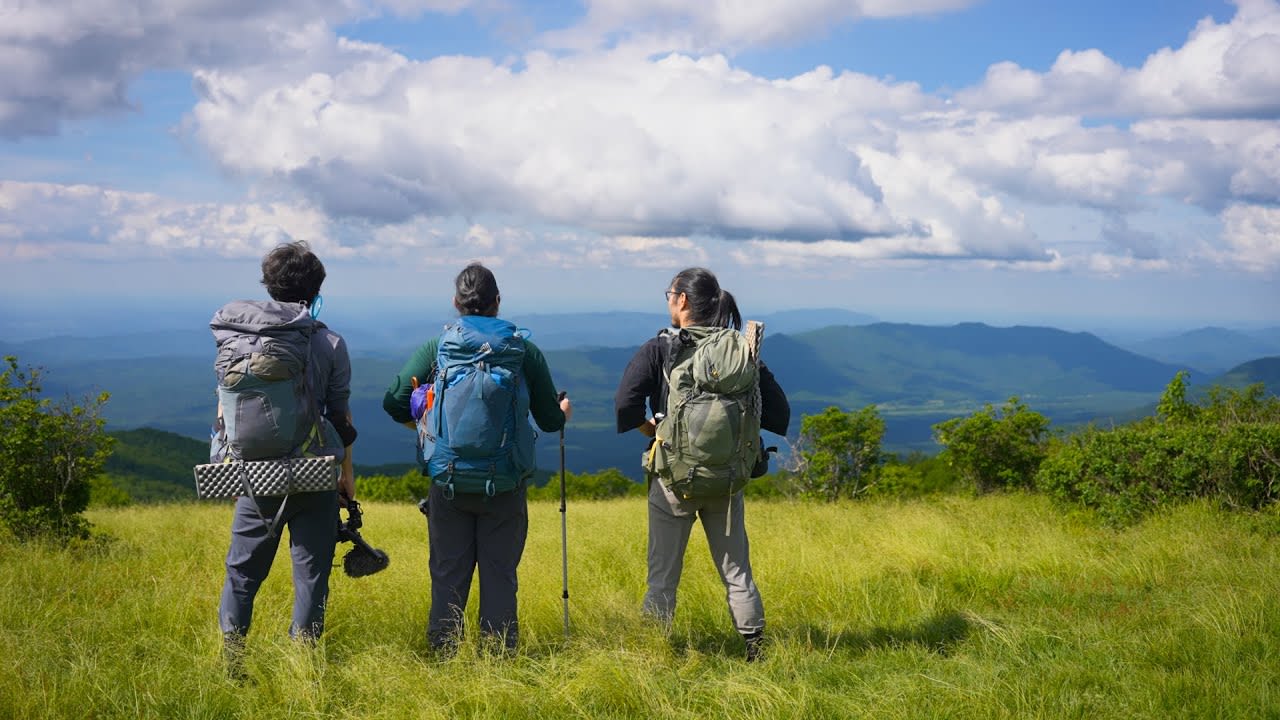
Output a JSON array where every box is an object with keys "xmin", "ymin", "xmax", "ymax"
[{"xmin": 1, "ymin": 0, "xmax": 1277, "ymax": 336}]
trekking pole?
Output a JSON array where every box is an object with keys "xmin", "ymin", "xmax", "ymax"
[{"xmin": 558, "ymin": 390, "xmax": 570, "ymax": 639}]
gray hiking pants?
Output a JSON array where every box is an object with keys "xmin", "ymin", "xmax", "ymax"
[
  {"xmin": 425, "ymin": 482, "xmax": 528, "ymax": 650},
  {"xmin": 643, "ymin": 479, "xmax": 765, "ymax": 634},
  {"xmin": 218, "ymin": 490, "xmax": 339, "ymax": 639}
]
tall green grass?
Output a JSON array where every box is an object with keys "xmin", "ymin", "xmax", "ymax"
[{"xmin": 2, "ymin": 495, "xmax": 1278, "ymax": 719}]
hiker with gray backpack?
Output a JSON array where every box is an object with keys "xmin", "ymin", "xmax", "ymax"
[
  {"xmin": 382, "ymin": 263, "xmax": 572, "ymax": 655},
  {"xmin": 614, "ymin": 267, "xmax": 790, "ymax": 662},
  {"xmin": 205, "ymin": 241, "xmax": 358, "ymax": 666}
]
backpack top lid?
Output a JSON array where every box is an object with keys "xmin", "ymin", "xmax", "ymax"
[
  {"xmin": 211, "ymin": 300, "xmax": 316, "ymax": 388},
  {"xmin": 691, "ymin": 329, "xmax": 755, "ymax": 395},
  {"xmin": 666, "ymin": 326, "xmax": 757, "ymax": 396},
  {"xmin": 211, "ymin": 300, "xmax": 314, "ymax": 339},
  {"xmin": 438, "ymin": 315, "xmax": 528, "ymax": 371}
]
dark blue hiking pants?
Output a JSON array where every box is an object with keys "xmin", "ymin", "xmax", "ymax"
[
  {"xmin": 218, "ymin": 490, "xmax": 340, "ymax": 640},
  {"xmin": 425, "ymin": 482, "xmax": 528, "ymax": 650}
]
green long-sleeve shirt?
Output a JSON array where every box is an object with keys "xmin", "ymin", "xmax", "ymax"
[{"xmin": 382, "ymin": 335, "xmax": 567, "ymax": 433}]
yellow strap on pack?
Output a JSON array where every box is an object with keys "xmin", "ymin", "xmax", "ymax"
[{"xmin": 648, "ymin": 435, "xmax": 663, "ymax": 468}]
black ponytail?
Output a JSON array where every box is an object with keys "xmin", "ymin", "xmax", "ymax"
[
  {"xmin": 669, "ymin": 267, "xmax": 742, "ymax": 331},
  {"xmin": 714, "ymin": 288, "xmax": 742, "ymax": 331}
]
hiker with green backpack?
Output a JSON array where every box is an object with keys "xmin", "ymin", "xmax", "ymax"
[
  {"xmin": 614, "ymin": 267, "xmax": 790, "ymax": 662},
  {"xmin": 382, "ymin": 263, "xmax": 572, "ymax": 655}
]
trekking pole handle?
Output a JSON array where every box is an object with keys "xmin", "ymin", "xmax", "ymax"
[{"xmin": 557, "ymin": 391, "xmax": 567, "ymax": 513}]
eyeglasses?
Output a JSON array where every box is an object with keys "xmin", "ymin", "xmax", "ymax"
[{"xmin": 664, "ymin": 290, "xmax": 680, "ymax": 301}]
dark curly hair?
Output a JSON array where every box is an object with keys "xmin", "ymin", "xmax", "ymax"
[
  {"xmin": 454, "ymin": 263, "xmax": 500, "ymax": 316},
  {"xmin": 669, "ymin": 267, "xmax": 741, "ymax": 330},
  {"xmin": 261, "ymin": 241, "xmax": 326, "ymax": 305}
]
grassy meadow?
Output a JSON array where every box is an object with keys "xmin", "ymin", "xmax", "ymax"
[{"xmin": 2, "ymin": 494, "xmax": 1279, "ymax": 719}]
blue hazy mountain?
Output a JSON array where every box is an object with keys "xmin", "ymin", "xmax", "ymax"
[
  {"xmin": 106, "ymin": 352, "xmax": 1280, "ymax": 502},
  {"xmin": 1217, "ymin": 356, "xmax": 1280, "ymax": 393},
  {"xmin": 1, "ymin": 329, "xmax": 214, "ymax": 363},
  {"xmin": 9, "ymin": 316, "xmax": 1224, "ymax": 478},
  {"xmin": 1121, "ymin": 326, "xmax": 1280, "ymax": 375},
  {"xmin": 384, "ymin": 308, "xmax": 878, "ymax": 352},
  {"xmin": 0, "ymin": 307, "xmax": 876, "ymax": 360}
]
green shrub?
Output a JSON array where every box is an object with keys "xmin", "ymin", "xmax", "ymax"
[
  {"xmin": 1213, "ymin": 423, "xmax": 1280, "ymax": 510},
  {"xmin": 867, "ymin": 453, "xmax": 960, "ymax": 498},
  {"xmin": 0, "ymin": 357, "xmax": 114, "ymax": 543},
  {"xmin": 793, "ymin": 405, "xmax": 884, "ymax": 501},
  {"xmin": 743, "ymin": 471, "xmax": 795, "ymax": 498},
  {"xmin": 358, "ymin": 468, "xmax": 646, "ymax": 503},
  {"xmin": 527, "ymin": 468, "xmax": 644, "ymax": 501},
  {"xmin": 1037, "ymin": 377, "xmax": 1280, "ymax": 524},
  {"xmin": 933, "ymin": 397, "xmax": 1049, "ymax": 493},
  {"xmin": 357, "ymin": 470, "xmax": 432, "ymax": 503},
  {"xmin": 89, "ymin": 476, "xmax": 132, "ymax": 508}
]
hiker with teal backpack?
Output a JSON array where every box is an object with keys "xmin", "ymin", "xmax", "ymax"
[
  {"xmin": 382, "ymin": 263, "xmax": 572, "ymax": 654},
  {"xmin": 614, "ymin": 267, "xmax": 790, "ymax": 661},
  {"xmin": 211, "ymin": 241, "xmax": 358, "ymax": 660}
]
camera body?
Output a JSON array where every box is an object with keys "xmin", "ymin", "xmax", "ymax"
[
  {"xmin": 338, "ymin": 498, "xmax": 365, "ymax": 540},
  {"xmin": 336, "ymin": 498, "xmax": 389, "ymax": 577}
]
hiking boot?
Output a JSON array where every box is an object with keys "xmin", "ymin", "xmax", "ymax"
[
  {"xmin": 743, "ymin": 630, "xmax": 765, "ymax": 663},
  {"xmin": 222, "ymin": 632, "xmax": 247, "ymax": 682},
  {"xmin": 428, "ymin": 627, "xmax": 461, "ymax": 659},
  {"xmin": 479, "ymin": 632, "xmax": 518, "ymax": 658}
]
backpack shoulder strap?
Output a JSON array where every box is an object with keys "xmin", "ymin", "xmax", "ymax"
[{"xmin": 658, "ymin": 327, "xmax": 694, "ymax": 380}]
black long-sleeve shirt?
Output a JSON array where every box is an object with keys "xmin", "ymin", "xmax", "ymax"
[{"xmin": 614, "ymin": 334, "xmax": 790, "ymax": 436}]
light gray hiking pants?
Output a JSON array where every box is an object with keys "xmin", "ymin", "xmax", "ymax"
[
  {"xmin": 218, "ymin": 490, "xmax": 339, "ymax": 640},
  {"xmin": 643, "ymin": 479, "xmax": 764, "ymax": 634}
]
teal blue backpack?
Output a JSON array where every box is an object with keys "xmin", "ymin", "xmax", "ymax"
[{"xmin": 416, "ymin": 316, "xmax": 536, "ymax": 497}]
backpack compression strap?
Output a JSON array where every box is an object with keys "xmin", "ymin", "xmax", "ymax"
[
  {"xmin": 233, "ymin": 330, "xmax": 321, "ymax": 538},
  {"xmin": 237, "ymin": 459, "xmax": 291, "ymax": 539}
]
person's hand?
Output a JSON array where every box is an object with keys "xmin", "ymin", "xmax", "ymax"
[
  {"xmin": 338, "ymin": 467, "xmax": 355, "ymax": 507},
  {"xmin": 638, "ymin": 417, "xmax": 657, "ymax": 438},
  {"xmin": 559, "ymin": 395, "xmax": 573, "ymax": 423}
]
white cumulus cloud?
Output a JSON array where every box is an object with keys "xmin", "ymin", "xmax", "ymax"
[
  {"xmin": 1219, "ymin": 203, "xmax": 1280, "ymax": 271},
  {"xmin": 4, "ymin": 0, "xmax": 1280, "ymax": 277},
  {"xmin": 0, "ymin": 0, "xmax": 480, "ymax": 138},
  {"xmin": 0, "ymin": 180, "xmax": 339, "ymax": 260},
  {"xmin": 958, "ymin": 0, "xmax": 1280, "ymax": 118},
  {"xmin": 189, "ymin": 48, "xmax": 961, "ymax": 245}
]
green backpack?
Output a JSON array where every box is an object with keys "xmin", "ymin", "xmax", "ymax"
[{"xmin": 644, "ymin": 326, "xmax": 761, "ymax": 500}]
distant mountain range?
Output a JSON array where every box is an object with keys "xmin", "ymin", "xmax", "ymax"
[
  {"xmin": 106, "ymin": 347, "xmax": 1280, "ymax": 504},
  {"xmin": 511, "ymin": 308, "xmax": 878, "ymax": 350},
  {"xmin": 1219, "ymin": 356, "xmax": 1280, "ymax": 391},
  {"xmin": 0, "ymin": 307, "xmax": 877, "ymax": 359},
  {"xmin": 7, "ymin": 314, "xmax": 1276, "ymax": 481},
  {"xmin": 1119, "ymin": 326, "xmax": 1280, "ymax": 375}
]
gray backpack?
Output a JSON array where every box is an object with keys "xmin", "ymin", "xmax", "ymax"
[
  {"xmin": 643, "ymin": 326, "xmax": 762, "ymax": 501},
  {"xmin": 209, "ymin": 300, "xmax": 339, "ymax": 463}
]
